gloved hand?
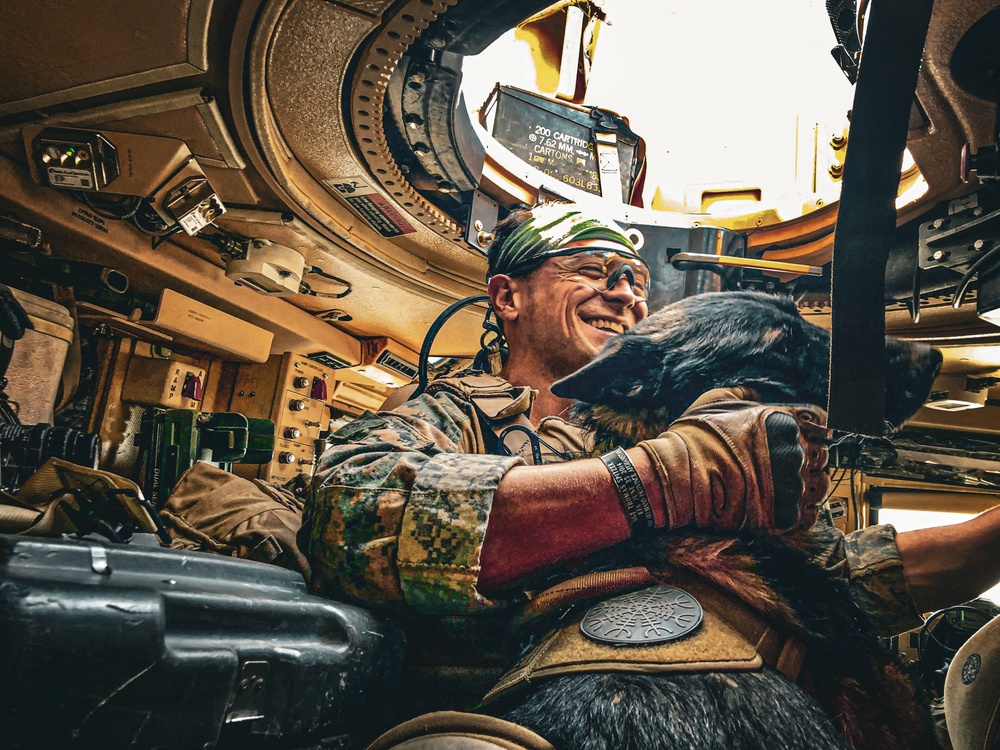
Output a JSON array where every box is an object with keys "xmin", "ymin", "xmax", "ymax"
[
  {"xmin": 637, "ymin": 388, "xmax": 830, "ymax": 534},
  {"xmin": 0, "ymin": 283, "xmax": 31, "ymax": 341}
]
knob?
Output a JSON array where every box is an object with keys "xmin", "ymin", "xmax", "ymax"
[
  {"xmin": 284, "ymin": 427, "xmax": 302, "ymax": 440},
  {"xmin": 277, "ymin": 451, "xmax": 296, "ymax": 464},
  {"xmin": 288, "ymin": 399, "xmax": 307, "ymax": 411},
  {"xmin": 293, "ymin": 376, "xmax": 309, "ymax": 389}
]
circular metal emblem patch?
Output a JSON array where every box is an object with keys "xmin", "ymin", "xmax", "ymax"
[
  {"xmin": 962, "ymin": 653, "xmax": 983, "ymax": 685},
  {"xmin": 580, "ymin": 585, "xmax": 703, "ymax": 645}
]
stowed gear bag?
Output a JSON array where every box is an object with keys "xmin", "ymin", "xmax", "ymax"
[{"xmin": 159, "ymin": 461, "xmax": 310, "ymax": 579}]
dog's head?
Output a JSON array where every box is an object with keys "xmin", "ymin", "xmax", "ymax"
[{"xmin": 552, "ymin": 291, "xmax": 942, "ymax": 446}]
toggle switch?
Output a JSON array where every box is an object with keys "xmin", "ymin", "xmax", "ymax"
[
  {"xmin": 310, "ymin": 377, "xmax": 328, "ymax": 401},
  {"xmin": 182, "ymin": 372, "xmax": 203, "ymax": 401}
]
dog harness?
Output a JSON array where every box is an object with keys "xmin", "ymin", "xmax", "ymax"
[
  {"xmin": 366, "ymin": 710, "xmax": 555, "ymax": 749},
  {"xmin": 483, "ymin": 567, "xmax": 808, "ymax": 706},
  {"xmin": 422, "ymin": 375, "xmax": 808, "ymax": 710}
]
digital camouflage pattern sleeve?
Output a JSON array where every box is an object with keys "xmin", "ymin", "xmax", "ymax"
[
  {"xmin": 808, "ymin": 522, "xmax": 924, "ymax": 637},
  {"xmin": 301, "ymin": 390, "xmax": 523, "ymax": 615},
  {"xmin": 300, "ymin": 386, "xmax": 922, "ymax": 630}
]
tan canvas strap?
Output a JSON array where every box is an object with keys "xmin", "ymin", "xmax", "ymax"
[
  {"xmin": 485, "ymin": 572, "xmax": 807, "ymax": 705},
  {"xmin": 366, "ymin": 710, "xmax": 555, "ymax": 750},
  {"xmin": 520, "ymin": 566, "xmax": 656, "ymax": 624},
  {"xmin": 0, "ymin": 503, "xmax": 42, "ymax": 533}
]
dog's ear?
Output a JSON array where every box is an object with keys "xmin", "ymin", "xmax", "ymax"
[{"xmin": 552, "ymin": 336, "xmax": 658, "ymax": 404}]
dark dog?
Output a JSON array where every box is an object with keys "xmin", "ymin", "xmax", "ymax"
[
  {"xmin": 493, "ymin": 292, "xmax": 943, "ymax": 750},
  {"xmin": 553, "ymin": 290, "xmax": 941, "ymax": 448}
]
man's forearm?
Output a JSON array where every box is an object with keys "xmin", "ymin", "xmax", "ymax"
[
  {"xmin": 477, "ymin": 450, "xmax": 666, "ymax": 592},
  {"xmin": 896, "ymin": 504, "xmax": 1000, "ymax": 613}
]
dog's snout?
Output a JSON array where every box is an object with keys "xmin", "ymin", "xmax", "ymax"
[{"xmin": 883, "ymin": 338, "xmax": 943, "ymax": 426}]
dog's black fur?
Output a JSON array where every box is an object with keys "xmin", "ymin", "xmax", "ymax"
[
  {"xmin": 493, "ymin": 292, "xmax": 944, "ymax": 750},
  {"xmin": 551, "ymin": 290, "xmax": 942, "ymax": 447}
]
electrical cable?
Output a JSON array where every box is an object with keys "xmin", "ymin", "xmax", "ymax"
[
  {"xmin": 849, "ymin": 468, "xmax": 860, "ymax": 527},
  {"xmin": 76, "ymin": 192, "xmax": 142, "ymax": 220},
  {"xmin": 150, "ymin": 226, "xmax": 183, "ymax": 250},
  {"xmin": 413, "ymin": 294, "xmax": 490, "ymax": 398},
  {"xmin": 300, "ymin": 265, "xmax": 352, "ymax": 299},
  {"xmin": 952, "ymin": 242, "xmax": 1000, "ymax": 309},
  {"xmin": 129, "ymin": 204, "xmax": 171, "ymax": 236},
  {"xmin": 823, "ymin": 466, "xmax": 850, "ymax": 503},
  {"xmin": 496, "ymin": 424, "xmax": 576, "ymax": 465}
]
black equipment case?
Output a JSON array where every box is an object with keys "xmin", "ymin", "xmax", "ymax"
[{"xmin": 0, "ymin": 533, "xmax": 404, "ymax": 749}]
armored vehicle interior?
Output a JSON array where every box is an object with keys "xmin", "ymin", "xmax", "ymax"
[{"xmin": 2, "ymin": 0, "xmax": 1000, "ymax": 746}]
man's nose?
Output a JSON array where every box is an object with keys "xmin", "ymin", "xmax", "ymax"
[{"xmin": 601, "ymin": 273, "xmax": 639, "ymax": 306}]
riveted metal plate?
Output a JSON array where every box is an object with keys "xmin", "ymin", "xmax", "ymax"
[
  {"xmin": 347, "ymin": 0, "xmax": 463, "ymax": 237},
  {"xmin": 580, "ymin": 585, "xmax": 703, "ymax": 645},
  {"xmin": 225, "ymin": 660, "xmax": 270, "ymax": 723}
]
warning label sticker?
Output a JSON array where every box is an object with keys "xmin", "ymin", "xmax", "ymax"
[
  {"xmin": 323, "ymin": 176, "xmax": 416, "ymax": 238},
  {"xmin": 47, "ymin": 167, "xmax": 93, "ymax": 189}
]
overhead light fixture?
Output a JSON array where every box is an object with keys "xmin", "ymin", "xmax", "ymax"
[
  {"xmin": 225, "ymin": 239, "xmax": 305, "ymax": 297},
  {"xmin": 924, "ymin": 374, "xmax": 988, "ymax": 412}
]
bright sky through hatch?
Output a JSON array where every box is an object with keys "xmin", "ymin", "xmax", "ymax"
[{"xmin": 463, "ymin": 0, "xmax": 857, "ymax": 219}]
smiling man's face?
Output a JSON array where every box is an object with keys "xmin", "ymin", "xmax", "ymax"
[{"xmin": 509, "ymin": 240, "xmax": 649, "ymax": 380}]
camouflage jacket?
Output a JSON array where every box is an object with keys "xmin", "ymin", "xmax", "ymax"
[{"xmin": 300, "ymin": 376, "xmax": 923, "ymax": 637}]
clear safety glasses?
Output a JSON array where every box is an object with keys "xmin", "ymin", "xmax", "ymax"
[{"xmin": 550, "ymin": 250, "xmax": 651, "ymax": 302}]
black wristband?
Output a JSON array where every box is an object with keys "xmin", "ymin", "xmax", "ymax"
[{"xmin": 599, "ymin": 447, "xmax": 655, "ymax": 535}]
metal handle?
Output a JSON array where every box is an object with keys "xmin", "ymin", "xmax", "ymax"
[{"xmin": 670, "ymin": 252, "xmax": 823, "ymax": 277}]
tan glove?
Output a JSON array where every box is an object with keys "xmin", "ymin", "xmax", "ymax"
[{"xmin": 638, "ymin": 388, "xmax": 830, "ymax": 533}]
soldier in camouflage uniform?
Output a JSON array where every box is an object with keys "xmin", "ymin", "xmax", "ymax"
[{"xmin": 299, "ymin": 203, "xmax": 1000, "ymax": 718}]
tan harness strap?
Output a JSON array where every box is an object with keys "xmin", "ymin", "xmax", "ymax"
[
  {"xmin": 366, "ymin": 710, "xmax": 555, "ymax": 750},
  {"xmin": 484, "ymin": 571, "xmax": 808, "ymax": 706}
]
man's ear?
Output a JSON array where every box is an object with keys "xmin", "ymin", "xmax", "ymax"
[{"xmin": 488, "ymin": 275, "xmax": 519, "ymax": 324}]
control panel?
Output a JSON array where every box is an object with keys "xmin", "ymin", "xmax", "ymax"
[
  {"xmin": 266, "ymin": 438, "xmax": 316, "ymax": 486},
  {"xmin": 121, "ymin": 355, "xmax": 207, "ymax": 411},
  {"xmin": 229, "ymin": 353, "xmax": 337, "ymax": 484},
  {"xmin": 34, "ymin": 128, "xmax": 119, "ymax": 191}
]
